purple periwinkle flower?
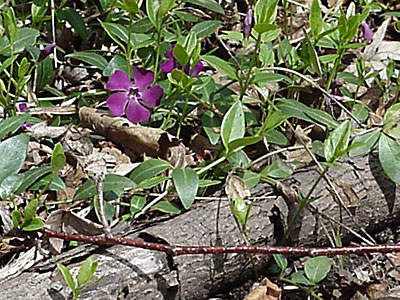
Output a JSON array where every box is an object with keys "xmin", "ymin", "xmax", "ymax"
[
  {"xmin": 39, "ymin": 43, "xmax": 56, "ymax": 61},
  {"xmin": 161, "ymin": 45, "xmax": 204, "ymax": 77},
  {"xmin": 361, "ymin": 21, "xmax": 373, "ymax": 40},
  {"xmin": 17, "ymin": 102, "xmax": 28, "ymax": 112},
  {"xmin": 243, "ymin": 9, "xmax": 254, "ymax": 38},
  {"xmin": 106, "ymin": 68, "xmax": 163, "ymax": 123}
]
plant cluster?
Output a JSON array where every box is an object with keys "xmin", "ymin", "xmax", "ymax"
[{"xmin": 1, "ymin": 0, "xmax": 400, "ymax": 298}]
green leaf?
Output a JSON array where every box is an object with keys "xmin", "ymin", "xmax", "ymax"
[
  {"xmin": 0, "ymin": 114, "xmax": 30, "ymax": 140},
  {"xmin": 158, "ymin": 0, "xmax": 175, "ymax": 17},
  {"xmin": 0, "ymin": 28, "xmax": 40, "ymax": 56},
  {"xmin": 383, "ymin": 103, "xmax": 400, "ymax": 139},
  {"xmin": 21, "ymin": 217, "xmax": 45, "ymax": 231},
  {"xmin": 310, "ymin": 0, "xmax": 323, "ymax": 37},
  {"xmin": 201, "ymin": 55, "xmax": 238, "ymax": 80},
  {"xmin": 130, "ymin": 196, "xmax": 146, "ymax": 214},
  {"xmin": 30, "ymin": 174, "xmax": 66, "ymax": 192},
  {"xmin": 228, "ymin": 136, "xmax": 262, "ymax": 153},
  {"xmin": 131, "ymin": 17, "xmax": 153, "ymax": 33},
  {"xmin": 198, "ymin": 179, "xmax": 221, "ymax": 187},
  {"xmin": 324, "ymin": 120, "xmax": 351, "ymax": 162},
  {"xmin": 303, "ymin": 30, "xmax": 322, "ymax": 76},
  {"xmin": 146, "ymin": 0, "xmax": 160, "ymax": 30},
  {"xmin": 58, "ymin": 7, "xmax": 87, "ymax": 39},
  {"xmin": 191, "ymin": 20, "xmax": 221, "ymax": 38},
  {"xmin": 65, "ymin": 52, "xmax": 108, "ymax": 71},
  {"xmin": 73, "ymin": 179, "xmax": 96, "ymax": 200},
  {"xmin": 130, "ymin": 159, "xmax": 171, "ymax": 184},
  {"xmin": 152, "ymin": 201, "xmax": 181, "ymax": 214},
  {"xmin": 231, "ymin": 197, "xmax": 248, "ymax": 229},
  {"xmin": 291, "ymin": 271, "xmax": 315, "ymax": 286},
  {"xmin": 276, "ymin": 99, "xmax": 314, "ymax": 123},
  {"xmin": 103, "ymin": 55, "xmax": 129, "ymax": 77},
  {"xmin": 121, "ymin": 0, "xmax": 139, "ymax": 14},
  {"xmin": 251, "ymin": 72, "xmax": 292, "ymax": 85},
  {"xmin": 349, "ymin": 130, "xmax": 380, "ymax": 157},
  {"xmin": 0, "ymin": 173, "xmax": 24, "ymax": 199},
  {"xmin": 221, "ymin": 100, "xmax": 245, "ymax": 151},
  {"xmin": 352, "ymin": 104, "xmax": 369, "ymax": 122},
  {"xmin": 184, "ymin": 0, "xmax": 224, "ymax": 14},
  {"xmin": 57, "ymin": 264, "xmax": 76, "ymax": 291},
  {"xmin": 3, "ymin": 7, "xmax": 18, "ymax": 43},
  {"xmin": 172, "ymin": 168, "xmax": 199, "ymax": 209},
  {"xmin": 304, "ymin": 256, "xmax": 331, "ymax": 283},
  {"xmin": 15, "ymin": 166, "xmax": 51, "ymax": 194},
  {"xmin": 254, "ymin": 23, "xmax": 279, "ymax": 34},
  {"xmin": 99, "ymin": 21, "xmax": 128, "ymax": 51},
  {"xmin": 0, "ymin": 134, "xmax": 29, "ymax": 185},
  {"xmin": 0, "ymin": 54, "xmax": 19, "ymax": 75},
  {"xmin": 379, "ymin": 134, "xmax": 400, "ymax": 185},
  {"xmin": 36, "ymin": 58, "xmax": 53, "ymax": 91},
  {"xmin": 173, "ymin": 44, "xmax": 189, "ymax": 67},
  {"xmin": 312, "ymin": 140, "xmax": 325, "ymax": 157},
  {"xmin": 273, "ymin": 254, "xmax": 288, "ymax": 271},
  {"xmin": 136, "ymin": 176, "xmax": 168, "ymax": 189},
  {"xmin": 23, "ymin": 199, "xmax": 38, "ymax": 221},
  {"xmin": 77, "ymin": 256, "xmax": 98, "ymax": 287},
  {"xmin": 104, "ymin": 174, "xmax": 136, "ymax": 192},
  {"xmin": 304, "ymin": 108, "xmax": 339, "ymax": 128},
  {"xmin": 264, "ymin": 130, "xmax": 288, "ymax": 145},
  {"xmin": 201, "ymin": 110, "xmax": 221, "ymax": 145},
  {"xmin": 261, "ymin": 160, "xmax": 292, "ymax": 179},
  {"xmin": 255, "ymin": 0, "xmax": 279, "ymax": 24},
  {"xmin": 12, "ymin": 210, "xmax": 22, "ymax": 227},
  {"xmin": 51, "ymin": 143, "xmax": 66, "ymax": 173}
]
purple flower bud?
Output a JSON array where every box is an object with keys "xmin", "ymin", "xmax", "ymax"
[
  {"xmin": 17, "ymin": 102, "xmax": 28, "ymax": 112},
  {"xmin": 361, "ymin": 21, "xmax": 373, "ymax": 40},
  {"xmin": 39, "ymin": 43, "xmax": 56, "ymax": 61},
  {"xmin": 243, "ymin": 9, "xmax": 254, "ymax": 38},
  {"xmin": 21, "ymin": 123, "xmax": 33, "ymax": 129}
]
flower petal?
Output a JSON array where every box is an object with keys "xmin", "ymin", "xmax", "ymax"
[
  {"xmin": 107, "ymin": 92, "xmax": 128, "ymax": 116},
  {"xmin": 18, "ymin": 103, "xmax": 28, "ymax": 112},
  {"xmin": 191, "ymin": 61, "xmax": 204, "ymax": 77},
  {"xmin": 133, "ymin": 67, "xmax": 154, "ymax": 91},
  {"xmin": 361, "ymin": 21, "xmax": 373, "ymax": 40},
  {"xmin": 165, "ymin": 45, "xmax": 174, "ymax": 59},
  {"xmin": 125, "ymin": 99, "xmax": 150, "ymax": 123},
  {"xmin": 140, "ymin": 85, "xmax": 163, "ymax": 108},
  {"xmin": 39, "ymin": 43, "xmax": 56, "ymax": 61},
  {"xmin": 107, "ymin": 71, "xmax": 133, "ymax": 91},
  {"xmin": 161, "ymin": 60, "xmax": 176, "ymax": 74}
]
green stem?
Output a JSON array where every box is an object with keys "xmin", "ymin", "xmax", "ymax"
[
  {"xmin": 281, "ymin": 166, "xmax": 329, "ymax": 243},
  {"xmin": 126, "ymin": 13, "xmax": 134, "ymax": 75}
]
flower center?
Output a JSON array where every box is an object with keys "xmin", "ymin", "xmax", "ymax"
[{"xmin": 128, "ymin": 87, "xmax": 141, "ymax": 100}]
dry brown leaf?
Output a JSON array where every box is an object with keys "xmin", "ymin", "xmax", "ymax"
[
  {"xmin": 244, "ymin": 277, "xmax": 282, "ymax": 300},
  {"xmin": 366, "ymin": 282, "xmax": 389, "ymax": 299},
  {"xmin": 225, "ymin": 173, "xmax": 250, "ymax": 201},
  {"xmin": 283, "ymin": 125, "xmax": 313, "ymax": 167},
  {"xmin": 332, "ymin": 177, "xmax": 360, "ymax": 207}
]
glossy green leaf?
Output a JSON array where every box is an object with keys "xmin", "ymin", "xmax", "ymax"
[
  {"xmin": 273, "ymin": 254, "xmax": 288, "ymax": 271},
  {"xmin": 383, "ymin": 103, "xmax": 400, "ymax": 139},
  {"xmin": 349, "ymin": 130, "xmax": 381, "ymax": 157},
  {"xmin": 231, "ymin": 197, "xmax": 248, "ymax": 229},
  {"xmin": 198, "ymin": 179, "xmax": 221, "ymax": 187},
  {"xmin": 51, "ymin": 143, "xmax": 66, "ymax": 173},
  {"xmin": 130, "ymin": 196, "xmax": 146, "ymax": 214},
  {"xmin": 303, "ymin": 30, "xmax": 322, "ymax": 75},
  {"xmin": 379, "ymin": 134, "xmax": 400, "ymax": 185},
  {"xmin": 201, "ymin": 110, "xmax": 221, "ymax": 145},
  {"xmin": 66, "ymin": 52, "xmax": 108, "ymax": 71},
  {"xmin": 57, "ymin": 264, "xmax": 76, "ymax": 291},
  {"xmin": 21, "ymin": 217, "xmax": 45, "ymax": 231},
  {"xmin": 0, "ymin": 28, "xmax": 40, "ymax": 56},
  {"xmin": 103, "ymin": 55, "xmax": 129, "ymax": 77},
  {"xmin": 324, "ymin": 120, "xmax": 351, "ymax": 162},
  {"xmin": 255, "ymin": 0, "xmax": 279, "ymax": 24},
  {"xmin": 228, "ymin": 136, "xmax": 262, "ymax": 153},
  {"xmin": 0, "ymin": 134, "xmax": 29, "ymax": 185},
  {"xmin": 130, "ymin": 159, "xmax": 171, "ymax": 184},
  {"xmin": 184, "ymin": 0, "xmax": 224, "ymax": 14},
  {"xmin": 30, "ymin": 174, "xmax": 66, "ymax": 192},
  {"xmin": 73, "ymin": 179, "xmax": 96, "ymax": 200},
  {"xmin": 276, "ymin": 99, "xmax": 314, "ymax": 123},
  {"xmin": 146, "ymin": 0, "xmax": 160, "ymax": 30},
  {"xmin": 191, "ymin": 20, "xmax": 221, "ymax": 38},
  {"xmin": 152, "ymin": 201, "xmax": 181, "ymax": 214},
  {"xmin": 58, "ymin": 7, "xmax": 87, "ymax": 39},
  {"xmin": 221, "ymin": 100, "xmax": 245, "ymax": 151},
  {"xmin": 158, "ymin": 0, "xmax": 175, "ymax": 17},
  {"xmin": 77, "ymin": 256, "xmax": 98, "ymax": 287},
  {"xmin": 0, "ymin": 54, "xmax": 19, "ymax": 75},
  {"xmin": 304, "ymin": 108, "xmax": 338, "ymax": 128},
  {"xmin": 122, "ymin": 0, "xmax": 139, "ymax": 14},
  {"xmin": 201, "ymin": 55, "xmax": 238, "ymax": 80},
  {"xmin": 94, "ymin": 196, "xmax": 115, "ymax": 221},
  {"xmin": 104, "ymin": 174, "xmax": 136, "ymax": 192},
  {"xmin": 3, "ymin": 7, "xmax": 18, "ymax": 44},
  {"xmin": 352, "ymin": 104, "xmax": 369, "ymax": 122},
  {"xmin": 173, "ymin": 44, "xmax": 189, "ymax": 67},
  {"xmin": 251, "ymin": 72, "xmax": 291, "ymax": 85},
  {"xmin": 304, "ymin": 256, "xmax": 331, "ymax": 283},
  {"xmin": 0, "ymin": 173, "xmax": 24, "ymax": 199},
  {"xmin": 261, "ymin": 160, "xmax": 292, "ymax": 179},
  {"xmin": 136, "ymin": 176, "xmax": 168, "ymax": 189},
  {"xmin": 310, "ymin": 0, "xmax": 323, "ymax": 37},
  {"xmin": 131, "ymin": 17, "xmax": 153, "ymax": 33},
  {"xmin": 0, "ymin": 114, "xmax": 30, "ymax": 140},
  {"xmin": 254, "ymin": 23, "xmax": 279, "ymax": 34},
  {"xmin": 99, "ymin": 21, "xmax": 128, "ymax": 51},
  {"xmin": 264, "ymin": 130, "xmax": 288, "ymax": 145},
  {"xmin": 15, "ymin": 166, "xmax": 51, "ymax": 194},
  {"xmin": 172, "ymin": 168, "xmax": 199, "ymax": 209},
  {"xmin": 291, "ymin": 271, "xmax": 315, "ymax": 286},
  {"xmin": 312, "ymin": 140, "xmax": 325, "ymax": 157},
  {"xmin": 36, "ymin": 58, "xmax": 53, "ymax": 90}
]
